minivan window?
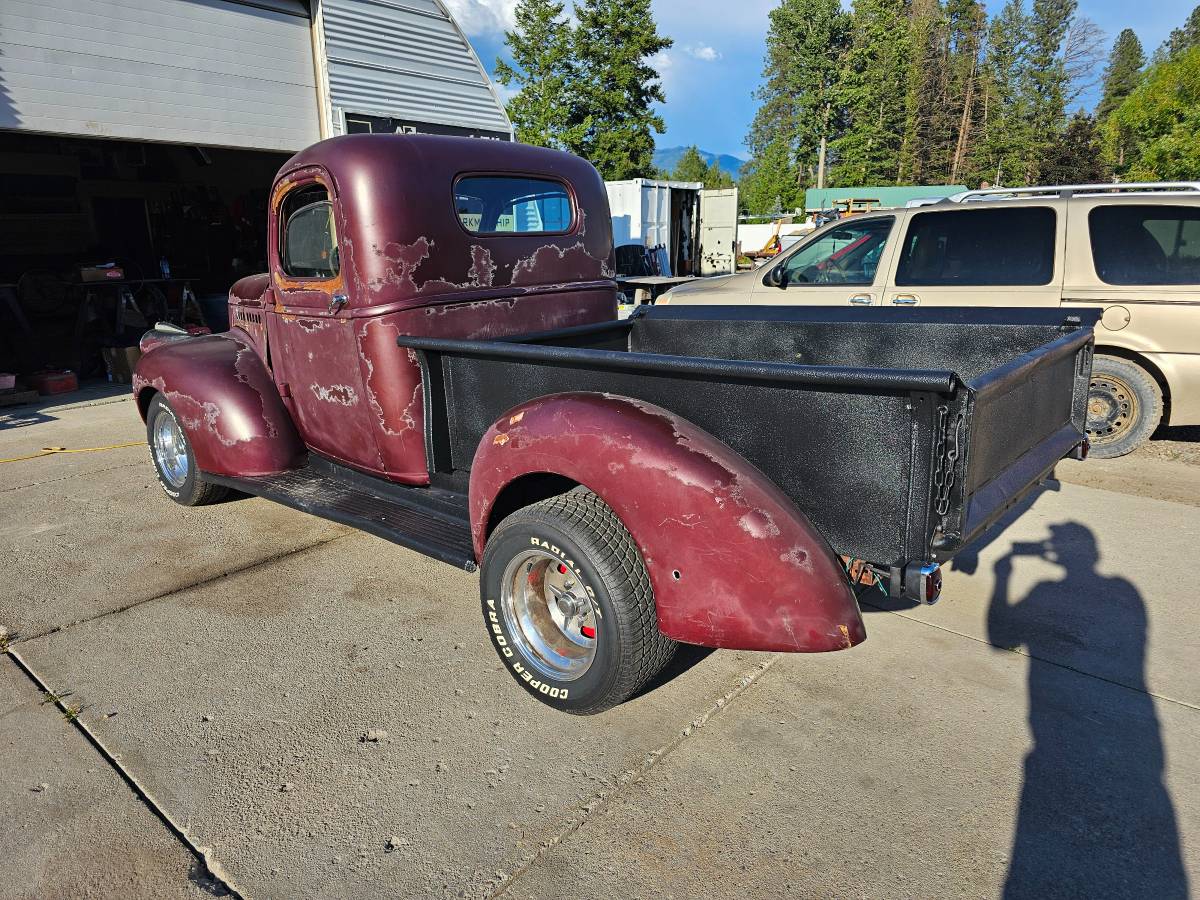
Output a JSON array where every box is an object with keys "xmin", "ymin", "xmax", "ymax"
[
  {"xmin": 1090, "ymin": 205, "xmax": 1200, "ymax": 285},
  {"xmin": 776, "ymin": 217, "xmax": 894, "ymax": 286},
  {"xmin": 455, "ymin": 176, "xmax": 573, "ymax": 235},
  {"xmin": 281, "ymin": 185, "xmax": 339, "ymax": 279},
  {"xmin": 895, "ymin": 207, "xmax": 1056, "ymax": 286}
]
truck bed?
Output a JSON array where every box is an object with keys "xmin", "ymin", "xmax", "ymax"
[{"xmin": 400, "ymin": 306, "xmax": 1096, "ymax": 571}]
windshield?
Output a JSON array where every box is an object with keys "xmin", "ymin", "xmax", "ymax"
[{"xmin": 776, "ymin": 217, "xmax": 895, "ymax": 286}]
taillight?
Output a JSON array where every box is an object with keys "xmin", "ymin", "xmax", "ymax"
[
  {"xmin": 925, "ymin": 565, "xmax": 943, "ymax": 604},
  {"xmin": 903, "ymin": 562, "xmax": 942, "ymax": 605}
]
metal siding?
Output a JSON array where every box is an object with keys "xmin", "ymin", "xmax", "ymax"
[
  {"xmin": 321, "ymin": 0, "xmax": 511, "ymax": 135},
  {"xmin": 0, "ymin": 0, "xmax": 320, "ymax": 151}
]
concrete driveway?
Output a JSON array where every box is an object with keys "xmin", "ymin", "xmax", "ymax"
[{"xmin": 1, "ymin": 390, "xmax": 1197, "ymax": 899}]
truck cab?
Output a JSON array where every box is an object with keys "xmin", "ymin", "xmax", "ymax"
[{"xmin": 211, "ymin": 135, "xmax": 616, "ymax": 483}]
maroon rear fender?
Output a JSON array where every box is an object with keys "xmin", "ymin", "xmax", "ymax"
[
  {"xmin": 133, "ymin": 333, "xmax": 305, "ymax": 477},
  {"xmin": 469, "ymin": 393, "xmax": 866, "ymax": 653}
]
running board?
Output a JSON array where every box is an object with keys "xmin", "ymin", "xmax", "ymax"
[{"xmin": 203, "ymin": 460, "xmax": 477, "ymax": 572}]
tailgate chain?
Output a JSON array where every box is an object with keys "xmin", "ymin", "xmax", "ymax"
[{"xmin": 931, "ymin": 404, "xmax": 965, "ymax": 518}]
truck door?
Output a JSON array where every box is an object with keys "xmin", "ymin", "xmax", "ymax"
[
  {"xmin": 699, "ymin": 188, "xmax": 739, "ymax": 275},
  {"xmin": 269, "ymin": 176, "xmax": 383, "ymax": 472},
  {"xmin": 880, "ymin": 203, "xmax": 1065, "ymax": 308}
]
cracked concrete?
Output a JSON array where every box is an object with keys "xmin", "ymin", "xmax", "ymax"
[{"xmin": 1, "ymin": 396, "xmax": 1198, "ymax": 899}]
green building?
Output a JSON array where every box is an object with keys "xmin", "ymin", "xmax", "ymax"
[{"xmin": 804, "ymin": 185, "xmax": 968, "ymax": 213}]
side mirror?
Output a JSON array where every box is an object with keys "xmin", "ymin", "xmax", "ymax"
[{"xmin": 767, "ymin": 264, "xmax": 789, "ymax": 289}]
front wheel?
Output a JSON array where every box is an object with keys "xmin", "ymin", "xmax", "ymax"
[
  {"xmin": 480, "ymin": 487, "xmax": 676, "ymax": 715},
  {"xmin": 1086, "ymin": 356, "xmax": 1163, "ymax": 459},
  {"xmin": 146, "ymin": 394, "xmax": 228, "ymax": 506}
]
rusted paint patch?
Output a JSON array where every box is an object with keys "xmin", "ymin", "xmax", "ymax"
[
  {"xmin": 493, "ymin": 433, "xmax": 510, "ymax": 446},
  {"xmin": 839, "ymin": 624, "xmax": 852, "ymax": 648},
  {"xmin": 508, "ymin": 411, "xmax": 525, "ymax": 425},
  {"xmin": 310, "ymin": 383, "xmax": 359, "ymax": 406},
  {"xmin": 373, "ymin": 237, "xmax": 432, "ymax": 293},
  {"xmin": 467, "ymin": 245, "xmax": 497, "ymax": 287}
]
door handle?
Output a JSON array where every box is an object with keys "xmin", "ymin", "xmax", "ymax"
[
  {"xmin": 328, "ymin": 293, "xmax": 348, "ymax": 314},
  {"xmin": 892, "ymin": 294, "xmax": 919, "ymax": 306},
  {"xmin": 848, "ymin": 294, "xmax": 874, "ymax": 305}
]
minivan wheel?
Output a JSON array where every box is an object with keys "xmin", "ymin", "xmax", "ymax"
[
  {"xmin": 480, "ymin": 487, "xmax": 676, "ymax": 715},
  {"xmin": 1086, "ymin": 356, "xmax": 1162, "ymax": 458}
]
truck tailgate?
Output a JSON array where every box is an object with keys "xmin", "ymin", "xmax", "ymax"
[{"xmin": 941, "ymin": 328, "xmax": 1092, "ymax": 555}]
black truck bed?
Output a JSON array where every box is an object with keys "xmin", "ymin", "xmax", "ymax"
[{"xmin": 399, "ymin": 306, "xmax": 1096, "ymax": 571}]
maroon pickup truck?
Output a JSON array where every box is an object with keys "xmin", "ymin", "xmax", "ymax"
[{"xmin": 134, "ymin": 135, "xmax": 1095, "ymax": 714}]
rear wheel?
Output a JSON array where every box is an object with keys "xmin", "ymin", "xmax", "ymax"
[
  {"xmin": 480, "ymin": 487, "xmax": 675, "ymax": 715},
  {"xmin": 146, "ymin": 394, "xmax": 228, "ymax": 506},
  {"xmin": 1086, "ymin": 356, "xmax": 1162, "ymax": 459}
]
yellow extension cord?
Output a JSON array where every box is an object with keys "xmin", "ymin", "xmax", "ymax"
[{"xmin": 0, "ymin": 441, "xmax": 145, "ymax": 465}]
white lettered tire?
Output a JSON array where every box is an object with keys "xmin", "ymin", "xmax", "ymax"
[{"xmin": 480, "ymin": 487, "xmax": 675, "ymax": 715}]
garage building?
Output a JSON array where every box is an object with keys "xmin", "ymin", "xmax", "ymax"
[{"xmin": 0, "ymin": 0, "xmax": 511, "ymax": 377}]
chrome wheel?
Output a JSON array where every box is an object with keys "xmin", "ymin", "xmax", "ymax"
[
  {"xmin": 499, "ymin": 550, "xmax": 599, "ymax": 682},
  {"xmin": 152, "ymin": 410, "xmax": 189, "ymax": 488},
  {"xmin": 1087, "ymin": 373, "xmax": 1138, "ymax": 444}
]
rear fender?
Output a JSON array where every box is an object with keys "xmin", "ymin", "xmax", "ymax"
[
  {"xmin": 470, "ymin": 393, "xmax": 865, "ymax": 653},
  {"xmin": 133, "ymin": 332, "xmax": 305, "ymax": 477}
]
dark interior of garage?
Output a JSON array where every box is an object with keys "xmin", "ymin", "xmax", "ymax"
[{"xmin": 0, "ymin": 133, "xmax": 288, "ymax": 383}]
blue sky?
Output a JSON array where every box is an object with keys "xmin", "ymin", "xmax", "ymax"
[{"xmin": 445, "ymin": 1, "xmax": 1196, "ymax": 159}]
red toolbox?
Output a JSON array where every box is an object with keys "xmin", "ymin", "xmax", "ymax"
[{"xmin": 28, "ymin": 369, "xmax": 79, "ymax": 396}]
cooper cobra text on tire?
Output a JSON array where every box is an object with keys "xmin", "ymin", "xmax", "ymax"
[
  {"xmin": 1086, "ymin": 355, "xmax": 1163, "ymax": 459},
  {"xmin": 146, "ymin": 394, "xmax": 229, "ymax": 506},
  {"xmin": 480, "ymin": 487, "xmax": 676, "ymax": 714}
]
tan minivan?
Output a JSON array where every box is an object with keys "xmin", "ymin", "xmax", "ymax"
[{"xmin": 663, "ymin": 183, "xmax": 1200, "ymax": 457}]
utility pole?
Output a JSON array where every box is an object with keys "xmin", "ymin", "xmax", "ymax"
[{"xmin": 817, "ymin": 136, "xmax": 827, "ymax": 189}]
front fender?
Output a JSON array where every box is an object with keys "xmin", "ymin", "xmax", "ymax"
[
  {"xmin": 133, "ymin": 332, "xmax": 305, "ymax": 477},
  {"xmin": 470, "ymin": 393, "xmax": 865, "ymax": 653}
]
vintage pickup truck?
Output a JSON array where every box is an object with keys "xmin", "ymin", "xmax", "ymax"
[{"xmin": 134, "ymin": 135, "xmax": 1095, "ymax": 714}]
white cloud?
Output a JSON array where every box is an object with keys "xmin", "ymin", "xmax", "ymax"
[
  {"xmin": 492, "ymin": 81, "xmax": 520, "ymax": 105},
  {"xmin": 684, "ymin": 43, "xmax": 721, "ymax": 62},
  {"xmin": 441, "ymin": 0, "xmax": 518, "ymax": 36}
]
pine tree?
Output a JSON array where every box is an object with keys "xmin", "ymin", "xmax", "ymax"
[
  {"xmin": 1159, "ymin": 6, "xmax": 1200, "ymax": 61},
  {"xmin": 972, "ymin": 0, "xmax": 1032, "ymax": 186},
  {"xmin": 494, "ymin": 0, "xmax": 584, "ymax": 150},
  {"xmin": 572, "ymin": 0, "xmax": 672, "ymax": 180},
  {"xmin": 670, "ymin": 146, "xmax": 709, "ymax": 182},
  {"xmin": 702, "ymin": 159, "xmax": 736, "ymax": 189},
  {"xmin": 1040, "ymin": 111, "xmax": 1108, "ymax": 182},
  {"xmin": 741, "ymin": 0, "xmax": 850, "ymax": 211},
  {"xmin": 898, "ymin": 0, "xmax": 945, "ymax": 183},
  {"xmin": 1097, "ymin": 30, "xmax": 1145, "ymax": 122},
  {"xmin": 944, "ymin": 0, "xmax": 989, "ymax": 184},
  {"xmin": 1024, "ymin": 0, "xmax": 1078, "ymax": 179},
  {"xmin": 830, "ymin": 0, "xmax": 911, "ymax": 186},
  {"xmin": 739, "ymin": 136, "xmax": 799, "ymax": 215}
]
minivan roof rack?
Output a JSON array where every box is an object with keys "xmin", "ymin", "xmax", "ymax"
[{"xmin": 948, "ymin": 182, "xmax": 1200, "ymax": 202}]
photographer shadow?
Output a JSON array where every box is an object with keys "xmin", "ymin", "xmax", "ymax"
[{"xmin": 987, "ymin": 522, "xmax": 1187, "ymax": 899}]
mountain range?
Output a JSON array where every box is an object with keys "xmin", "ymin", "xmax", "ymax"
[{"xmin": 652, "ymin": 146, "xmax": 746, "ymax": 178}]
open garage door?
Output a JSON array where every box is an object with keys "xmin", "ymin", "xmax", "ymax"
[{"xmin": 0, "ymin": 0, "xmax": 320, "ymax": 152}]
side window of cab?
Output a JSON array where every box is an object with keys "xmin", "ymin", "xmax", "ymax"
[{"xmin": 281, "ymin": 184, "xmax": 339, "ymax": 279}]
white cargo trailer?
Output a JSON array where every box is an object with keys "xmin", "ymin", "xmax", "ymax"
[{"xmin": 605, "ymin": 179, "xmax": 738, "ymax": 277}]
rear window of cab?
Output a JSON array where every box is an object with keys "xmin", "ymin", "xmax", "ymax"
[{"xmin": 454, "ymin": 176, "xmax": 574, "ymax": 235}]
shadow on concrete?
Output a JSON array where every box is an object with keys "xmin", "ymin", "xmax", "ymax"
[
  {"xmin": 632, "ymin": 644, "xmax": 715, "ymax": 702},
  {"xmin": 987, "ymin": 522, "xmax": 1188, "ymax": 899}
]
